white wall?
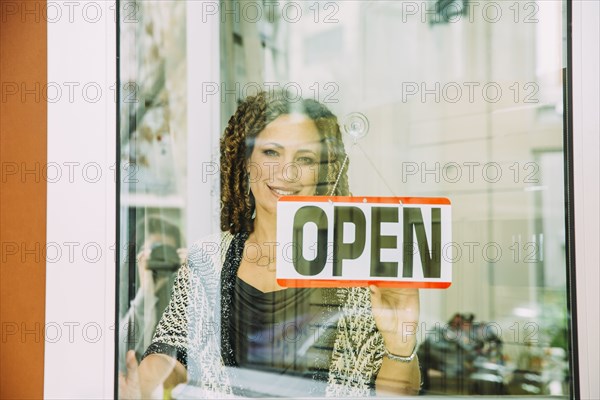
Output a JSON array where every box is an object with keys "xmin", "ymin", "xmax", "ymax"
[
  {"xmin": 572, "ymin": 1, "xmax": 600, "ymax": 398},
  {"xmin": 45, "ymin": 1, "xmax": 116, "ymax": 398}
]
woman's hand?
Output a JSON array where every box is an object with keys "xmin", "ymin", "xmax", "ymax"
[
  {"xmin": 370, "ymin": 286, "xmax": 421, "ymax": 395},
  {"xmin": 118, "ymin": 350, "xmax": 142, "ymax": 399},
  {"xmin": 369, "ymin": 286, "xmax": 420, "ymax": 356},
  {"xmin": 118, "ymin": 352, "xmax": 188, "ymax": 400}
]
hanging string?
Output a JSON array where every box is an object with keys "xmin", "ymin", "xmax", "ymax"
[{"xmin": 328, "ymin": 150, "xmax": 350, "ymax": 196}]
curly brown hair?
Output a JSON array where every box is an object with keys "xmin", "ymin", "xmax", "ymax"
[{"xmin": 220, "ymin": 90, "xmax": 349, "ymax": 234}]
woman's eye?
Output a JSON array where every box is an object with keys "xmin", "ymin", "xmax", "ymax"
[
  {"xmin": 297, "ymin": 157, "xmax": 316, "ymax": 166},
  {"xmin": 263, "ymin": 149, "xmax": 279, "ymax": 157}
]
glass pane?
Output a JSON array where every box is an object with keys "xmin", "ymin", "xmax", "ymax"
[
  {"xmin": 117, "ymin": 0, "xmax": 572, "ymax": 398},
  {"xmin": 116, "ymin": 0, "xmax": 188, "ymax": 369}
]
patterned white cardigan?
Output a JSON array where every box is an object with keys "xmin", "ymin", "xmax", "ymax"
[{"xmin": 143, "ymin": 231, "xmax": 390, "ymax": 398}]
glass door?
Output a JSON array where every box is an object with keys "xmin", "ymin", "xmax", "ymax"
[{"xmin": 117, "ymin": 0, "xmax": 574, "ymax": 397}]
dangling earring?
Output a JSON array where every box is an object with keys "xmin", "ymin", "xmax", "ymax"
[{"xmin": 247, "ymin": 174, "xmax": 256, "ymax": 219}]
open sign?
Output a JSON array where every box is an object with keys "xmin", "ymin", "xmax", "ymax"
[{"xmin": 276, "ymin": 196, "xmax": 452, "ymax": 289}]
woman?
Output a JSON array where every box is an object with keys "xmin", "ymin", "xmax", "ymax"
[{"xmin": 120, "ymin": 91, "xmax": 421, "ymax": 398}]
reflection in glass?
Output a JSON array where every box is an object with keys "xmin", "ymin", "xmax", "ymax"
[{"xmin": 117, "ymin": 0, "xmax": 188, "ymax": 373}]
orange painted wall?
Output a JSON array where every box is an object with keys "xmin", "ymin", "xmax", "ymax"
[{"xmin": 0, "ymin": 0, "xmax": 47, "ymax": 398}]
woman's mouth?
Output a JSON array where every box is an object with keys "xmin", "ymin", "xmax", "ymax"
[{"xmin": 268, "ymin": 185, "xmax": 300, "ymax": 197}]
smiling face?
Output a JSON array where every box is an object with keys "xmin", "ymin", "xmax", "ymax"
[{"xmin": 247, "ymin": 114, "xmax": 322, "ymax": 216}]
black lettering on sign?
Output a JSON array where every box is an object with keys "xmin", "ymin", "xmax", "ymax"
[
  {"xmin": 402, "ymin": 208, "xmax": 441, "ymax": 278},
  {"xmin": 332, "ymin": 206, "xmax": 366, "ymax": 276},
  {"xmin": 370, "ymin": 207, "xmax": 399, "ymax": 277},
  {"xmin": 292, "ymin": 206, "xmax": 328, "ymax": 276}
]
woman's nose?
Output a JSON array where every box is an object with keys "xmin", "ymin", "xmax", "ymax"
[{"xmin": 280, "ymin": 158, "xmax": 301, "ymax": 183}]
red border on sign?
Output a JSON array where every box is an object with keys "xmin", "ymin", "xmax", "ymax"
[
  {"xmin": 278, "ymin": 279, "xmax": 451, "ymax": 289},
  {"xmin": 278, "ymin": 195, "xmax": 451, "ymax": 205}
]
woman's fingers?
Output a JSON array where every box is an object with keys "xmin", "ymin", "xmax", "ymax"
[
  {"xmin": 119, "ymin": 351, "xmax": 142, "ymax": 399},
  {"xmin": 370, "ymin": 285, "xmax": 419, "ymax": 311},
  {"xmin": 369, "ymin": 284, "xmax": 381, "ymax": 302},
  {"xmin": 126, "ymin": 350, "xmax": 140, "ymax": 384},
  {"xmin": 370, "ymin": 285, "xmax": 420, "ymax": 352},
  {"xmin": 118, "ymin": 371, "xmax": 126, "ymax": 388}
]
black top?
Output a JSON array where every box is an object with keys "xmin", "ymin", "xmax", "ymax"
[{"xmin": 221, "ymin": 232, "xmax": 339, "ymax": 385}]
